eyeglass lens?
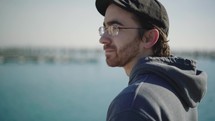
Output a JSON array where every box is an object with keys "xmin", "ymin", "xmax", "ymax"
[{"xmin": 99, "ymin": 26, "xmax": 119, "ymax": 36}]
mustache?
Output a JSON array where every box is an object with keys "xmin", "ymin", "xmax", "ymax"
[{"xmin": 103, "ymin": 45, "xmax": 116, "ymax": 50}]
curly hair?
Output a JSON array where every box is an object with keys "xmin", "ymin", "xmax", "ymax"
[{"xmin": 152, "ymin": 26, "xmax": 171, "ymax": 57}]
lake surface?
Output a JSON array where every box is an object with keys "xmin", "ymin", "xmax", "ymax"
[{"xmin": 0, "ymin": 57, "xmax": 214, "ymax": 121}]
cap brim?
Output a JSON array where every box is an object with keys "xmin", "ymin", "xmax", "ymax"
[{"xmin": 96, "ymin": 0, "xmax": 112, "ymax": 16}]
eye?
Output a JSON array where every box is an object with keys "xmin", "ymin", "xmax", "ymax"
[
  {"xmin": 108, "ymin": 25, "xmax": 119, "ymax": 36},
  {"xmin": 99, "ymin": 26, "xmax": 106, "ymax": 36}
]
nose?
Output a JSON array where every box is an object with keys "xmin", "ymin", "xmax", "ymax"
[{"xmin": 99, "ymin": 34, "xmax": 112, "ymax": 45}]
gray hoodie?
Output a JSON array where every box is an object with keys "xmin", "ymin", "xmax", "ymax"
[{"xmin": 107, "ymin": 56, "xmax": 207, "ymax": 121}]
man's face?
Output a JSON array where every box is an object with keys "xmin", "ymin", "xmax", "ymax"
[{"xmin": 99, "ymin": 4, "xmax": 142, "ymax": 67}]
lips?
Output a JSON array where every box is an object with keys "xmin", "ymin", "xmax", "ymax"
[{"xmin": 103, "ymin": 45, "xmax": 116, "ymax": 53}]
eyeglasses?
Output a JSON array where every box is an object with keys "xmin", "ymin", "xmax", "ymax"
[{"xmin": 98, "ymin": 25, "xmax": 145, "ymax": 36}]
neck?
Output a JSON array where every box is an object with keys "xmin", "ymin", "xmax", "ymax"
[
  {"xmin": 124, "ymin": 49, "xmax": 153, "ymax": 76},
  {"xmin": 123, "ymin": 55, "xmax": 141, "ymax": 76}
]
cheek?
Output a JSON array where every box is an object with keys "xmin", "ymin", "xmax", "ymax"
[{"xmin": 116, "ymin": 31, "xmax": 139, "ymax": 48}]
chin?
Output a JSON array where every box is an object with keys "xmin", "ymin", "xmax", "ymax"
[
  {"xmin": 106, "ymin": 59, "xmax": 125, "ymax": 67},
  {"xmin": 105, "ymin": 55, "xmax": 125, "ymax": 67},
  {"xmin": 106, "ymin": 61, "xmax": 117, "ymax": 67},
  {"xmin": 106, "ymin": 59, "xmax": 118, "ymax": 67}
]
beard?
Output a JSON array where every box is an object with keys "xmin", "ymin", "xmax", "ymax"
[{"xmin": 105, "ymin": 38, "xmax": 140, "ymax": 67}]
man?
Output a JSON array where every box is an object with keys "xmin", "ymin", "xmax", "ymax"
[{"xmin": 95, "ymin": 0, "xmax": 207, "ymax": 121}]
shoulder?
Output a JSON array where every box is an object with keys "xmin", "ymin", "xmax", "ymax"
[
  {"xmin": 107, "ymin": 74, "xmax": 179, "ymax": 121},
  {"xmin": 107, "ymin": 81, "xmax": 160, "ymax": 121},
  {"xmin": 107, "ymin": 82, "xmax": 153, "ymax": 121}
]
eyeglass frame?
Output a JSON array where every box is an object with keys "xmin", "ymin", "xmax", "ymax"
[{"xmin": 98, "ymin": 25, "xmax": 147, "ymax": 36}]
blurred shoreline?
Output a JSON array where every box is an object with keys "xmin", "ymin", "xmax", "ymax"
[
  {"xmin": 0, "ymin": 47, "xmax": 101, "ymax": 64},
  {"xmin": 0, "ymin": 47, "xmax": 215, "ymax": 64}
]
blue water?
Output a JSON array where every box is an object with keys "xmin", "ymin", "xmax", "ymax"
[{"xmin": 0, "ymin": 58, "xmax": 214, "ymax": 121}]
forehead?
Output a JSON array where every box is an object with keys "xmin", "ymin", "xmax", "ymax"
[{"xmin": 104, "ymin": 4, "xmax": 138, "ymax": 26}]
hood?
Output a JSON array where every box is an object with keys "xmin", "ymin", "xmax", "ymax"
[{"xmin": 129, "ymin": 56, "xmax": 207, "ymax": 108}]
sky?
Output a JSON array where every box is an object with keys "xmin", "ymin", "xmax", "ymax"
[{"xmin": 0, "ymin": 0, "xmax": 214, "ymax": 50}]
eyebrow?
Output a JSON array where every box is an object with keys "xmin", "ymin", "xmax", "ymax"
[{"xmin": 103, "ymin": 20, "xmax": 124, "ymax": 27}]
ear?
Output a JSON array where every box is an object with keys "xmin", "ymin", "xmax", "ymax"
[{"xmin": 142, "ymin": 29, "xmax": 159, "ymax": 49}]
